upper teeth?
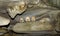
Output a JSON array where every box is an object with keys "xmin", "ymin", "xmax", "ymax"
[{"xmin": 19, "ymin": 16, "xmax": 36, "ymax": 22}]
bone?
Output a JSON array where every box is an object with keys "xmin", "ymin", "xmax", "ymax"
[
  {"xmin": 7, "ymin": 1, "xmax": 27, "ymax": 18},
  {"xmin": 12, "ymin": 21, "xmax": 53, "ymax": 33},
  {"xmin": 0, "ymin": 16, "xmax": 10, "ymax": 26}
]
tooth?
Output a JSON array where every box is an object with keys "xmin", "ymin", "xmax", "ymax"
[
  {"xmin": 31, "ymin": 16, "xmax": 36, "ymax": 21},
  {"xmin": 20, "ymin": 18, "xmax": 24, "ymax": 22},
  {"xmin": 40, "ymin": 18, "xmax": 50, "ymax": 23},
  {"xmin": 0, "ymin": 16, "xmax": 10, "ymax": 26},
  {"xmin": 25, "ymin": 17, "xmax": 30, "ymax": 22}
]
